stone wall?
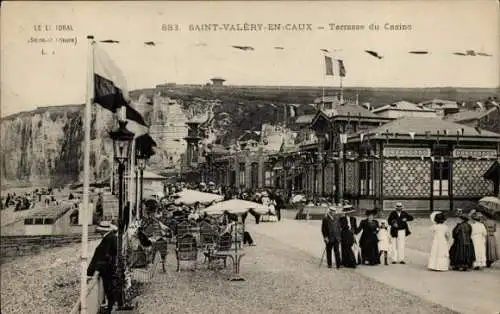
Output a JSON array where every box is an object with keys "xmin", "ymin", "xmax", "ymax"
[{"xmin": 0, "ymin": 233, "xmax": 101, "ymax": 260}]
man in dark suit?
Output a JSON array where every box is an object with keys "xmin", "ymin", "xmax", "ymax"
[
  {"xmin": 321, "ymin": 206, "xmax": 343, "ymax": 268},
  {"xmin": 87, "ymin": 223, "xmax": 119, "ymax": 314},
  {"xmin": 272, "ymin": 190, "xmax": 284, "ymax": 221},
  {"xmin": 387, "ymin": 202, "xmax": 414, "ymax": 264}
]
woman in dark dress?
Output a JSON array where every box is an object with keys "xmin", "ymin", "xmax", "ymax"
[
  {"xmin": 356, "ymin": 210, "xmax": 380, "ymax": 265},
  {"xmin": 449, "ymin": 211, "xmax": 475, "ymax": 271},
  {"xmin": 340, "ymin": 213, "xmax": 357, "ymax": 268}
]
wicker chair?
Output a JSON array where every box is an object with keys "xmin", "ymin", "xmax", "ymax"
[
  {"xmin": 175, "ymin": 234, "xmax": 198, "ymax": 272},
  {"xmin": 176, "ymin": 221, "xmax": 191, "ymax": 239},
  {"xmin": 207, "ymin": 232, "xmax": 232, "ymax": 270}
]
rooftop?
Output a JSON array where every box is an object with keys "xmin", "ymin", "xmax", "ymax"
[
  {"xmin": 348, "ymin": 116, "xmax": 500, "ymax": 141},
  {"xmin": 419, "ymin": 99, "xmax": 459, "ymax": 109},
  {"xmin": 372, "ymin": 101, "xmax": 435, "ymax": 113},
  {"xmin": 320, "ymin": 103, "xmax": 381, "ymax": 119},
  {"xmin": 444, "ymin": 107, "xmax": 498, "ymax": 122},
  {"xmin": 295, "ymin": 114, "xmax": 316, "ymax": 124},
  {"xmin": 25, "ymin": 205, "xmax": 73, "ymax": 221}
]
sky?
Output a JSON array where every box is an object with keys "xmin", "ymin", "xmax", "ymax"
[{"xmin": 1, "ymin": 0, "xmax": 499, "ymax": 117}]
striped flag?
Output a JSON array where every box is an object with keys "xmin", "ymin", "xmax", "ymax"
[
  {"xmin": 338, "ymin": 60, "xmax": 346, "ymax": 77},
  {"xmin": 94, "ymin": 44, "xmax": 147, "ymax": 126},
  {"xmin": 325, "ymin": 55, "xmax": 334, "ymax": 76}
]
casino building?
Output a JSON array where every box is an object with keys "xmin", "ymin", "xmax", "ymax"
[{"xmin": 194, "ymin": 98, "xmax": 500, "ymax": 212}]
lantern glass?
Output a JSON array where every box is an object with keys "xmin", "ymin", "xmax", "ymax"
[
  {"xmin": 136, "ymin": 157, "xmax": 147, "ymax": 170},
  {"xmin": 109, "ymin": 120, "xmax": 135, "ymax": 164}
]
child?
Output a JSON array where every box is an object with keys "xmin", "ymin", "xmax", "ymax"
[{"xmin": 378, "ymin": 221, "xmax": 391, "ymax": 265}]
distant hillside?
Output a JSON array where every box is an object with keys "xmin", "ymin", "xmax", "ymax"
[{"xmin": 130, "ymin": 85, "xmax": 500, "ymax": 108}]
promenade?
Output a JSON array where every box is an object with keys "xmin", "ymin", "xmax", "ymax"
[{"xmin": 248, "ymin": 217, "xmax": 500, "ymax": 314}]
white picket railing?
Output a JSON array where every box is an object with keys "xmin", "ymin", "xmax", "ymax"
[{"xmin": 69, "ymin": 272, "xmax": 105, "ymax": 314}]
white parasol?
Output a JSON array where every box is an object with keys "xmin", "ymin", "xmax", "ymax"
[
  {"xmin": 478, "ymin": 196, "xmax": 500, "ymax": 217},
  {"xmin": 173, "ymin": 189, "xmax": 224, "ymax": 205},
  {"xmin": 290, "ymin": 194, "xmax": 306, "ymax": 204},
  {"xmin": 201, "ymin": 199, "xmax": 269, "ymax": 215}
]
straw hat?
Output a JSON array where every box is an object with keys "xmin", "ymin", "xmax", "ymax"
[{"xmin": 96, "ymin": 221, "xmax": 118, "ymax": 233}]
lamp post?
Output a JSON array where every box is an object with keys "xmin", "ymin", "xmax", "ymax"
[
  {"xmin": 135, "ymin": 153, "xmax": 147, "ymax": 220},
  {"xmin": 337, "ymin": 131, "xmax": 348, "ymax": 205},
  {"xmin": 283, "ymin": 155, "xmax": 292, "ymax": 200},
  {"xmin": 109, "ymin": 120, "xmax": 135, "ymax": 310}
]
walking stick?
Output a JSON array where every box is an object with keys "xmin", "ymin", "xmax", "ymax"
[{"xmin": 319, "ymin": 247, "xmax": 326, "ymax": 268}]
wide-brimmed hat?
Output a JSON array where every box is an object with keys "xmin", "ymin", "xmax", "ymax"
[
  {"xmin": 455, "ymin": 208, "xmax": 469, "ymax": 220},
  {"xmin": 341, "ymin": 204, "xmax": 356, "ymax": 214},
  {"xmin": 434, "ymin": 212, "xmax": 447, "ymax": 224},
  {"xmin": 470, "ymin": 211, "xmax": 483, "ymax": 221},
  {"xmin": 96, "ymin": 221, "xmax": 118, "ymax": 233},
  {"xmin": 365, "ymin": 209, "xmax": 377, "ymax": 216}
]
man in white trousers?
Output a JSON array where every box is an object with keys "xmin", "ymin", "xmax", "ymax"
[{"xmin": 387, "ymin": 202, "xmax": 414, "ymax": 264}]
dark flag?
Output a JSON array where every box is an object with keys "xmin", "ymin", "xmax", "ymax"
[
  {"xmin": 338, "ymin": 59, "xmax": 346, "ymax": 77},
  {"xmin": 365, "ymin": 50, "xmax": 383, "ymax": 59},
  {"xmin": 93, "ymin": 44, "xmax": 147, "ymax": 126},
  {"xmin": 232, "ymin": 45, "xmax": 255, "ymax": 51},
  {"xmin": 325, "ymin": 55, "xmax": 334, "ymax": 76}
]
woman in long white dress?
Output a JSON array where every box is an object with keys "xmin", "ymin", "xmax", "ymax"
[
  {"xmin": 470, "ymin": 211, "xmax": 487, "ymax": 269},
  {"xmin": 428, "ymin": 211, "xmax": 451, "ymax": 271}
]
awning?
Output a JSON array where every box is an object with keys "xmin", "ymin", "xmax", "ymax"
[{"xmin": 484, "ymin": 161, "xmax": 500, "ymax": 181}]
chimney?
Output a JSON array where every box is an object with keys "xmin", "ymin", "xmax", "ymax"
[{"xmin": 356, "ymin": 93, "xmax": 359, "ymax": 106}]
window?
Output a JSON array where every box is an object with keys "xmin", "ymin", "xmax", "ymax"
[
  {"xmin": 432, "ymin": 145, "xmax": 450, "ymax": 196},
  {"xmin": 251, "ymin": 163, "xmax": 259, "ymax": 188},
  {"xmin": 239, "ymin": 163, "xmax": 246, "ymax": 186},
  {"xmin": 264, "ymin": 164, "xmax": 274, "ymax": 187},
  {"xmin": 359, "ymin": 161, "xmax": 373, "ymax": 196}
]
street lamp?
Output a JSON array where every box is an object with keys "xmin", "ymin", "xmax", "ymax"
[
  {"xmin": 109, "ymin": 120, "xmax": 135, "ymax": 310},
  {"xmin": 135, "ymin": 152, "xmax": 147, "ymax": 219},
  {"xmin": 283, "ymin": 155, "xmax": 292, "ymax": 200}
]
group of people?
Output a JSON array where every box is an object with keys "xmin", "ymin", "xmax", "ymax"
[
  {"xmin": 321, "ymin": 200, "xmax": 499, "ymax": 272},
  {"xmin": 321, "ymin": 202, "xmax": 414, "ymax": 269},
  {"xmin": 429, "ymin": 208, "xmax": 498, "ymax": 271}
]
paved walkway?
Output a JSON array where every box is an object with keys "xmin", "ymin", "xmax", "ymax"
[{"xmin": 247, "ymin": 219, "xmax": 500, "ymax": 314}]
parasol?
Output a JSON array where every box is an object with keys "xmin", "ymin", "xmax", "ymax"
[
  {"xmin": 201, "ymin": 199, "xmax": 269, "ymax": 215},
  {"xmin": 478, "ymin": 196, "xmax": 500, "ymax": 218},
  {"xmin": 173, "ymin": 189, "xmax": 224, "ymax": 205},
  {"xmin": 290, "ymin": 194, "xmax": 306, "ymax": 204}
]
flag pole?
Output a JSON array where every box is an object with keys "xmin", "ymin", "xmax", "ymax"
[
  {"xmin": 340, "ymin": 75, "xmax": 344, "ymax": 104},
  {"xmin": 80, "ymin": 34, "xmax": 94, "ymax": 314},
  {"xmin": 322, "ymin": 54, "xmax": 326, "ymax": 110}
]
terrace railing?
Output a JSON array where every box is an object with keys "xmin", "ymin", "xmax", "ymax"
[{"xmin": 69, "ymin": 272, "xmax": 105, "ymax": 314}]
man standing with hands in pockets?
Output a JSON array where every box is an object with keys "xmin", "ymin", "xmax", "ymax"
[
  {"xmin": 321, "ymin": 206, "xmax": 343, "ymax": 269},
  {"xmin": 388, "ymin": 202, "xmax": 414, "ymax": 264}
]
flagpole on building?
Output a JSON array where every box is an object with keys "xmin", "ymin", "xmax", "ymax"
[
  {"xmin": 322, "ymin": 56, "xmax": 326, "ymax": 108},
  {"xmin": 80, "ymin": 34, "xmax": 94, "ymax": 314},
  {"xmin": 339, "ymin": 76, "xmax": 344, "ymax": 104}
]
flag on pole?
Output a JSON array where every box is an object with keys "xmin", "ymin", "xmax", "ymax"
[
  {"xmin": 325, "ymin": 55, "xmax": 334, "ymax": 76},
  {"xmin": 94, "ymin": 44, "xmax": 147, "ymax": 126},
  {"xmin": 338, "ymin": 60, "xmax": 346, "ymax": 77}
]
